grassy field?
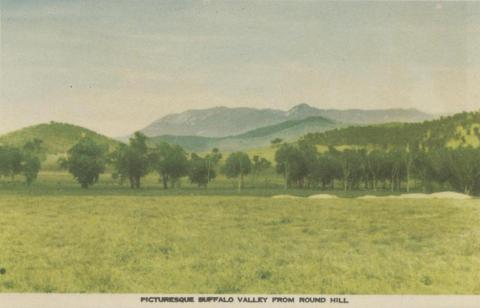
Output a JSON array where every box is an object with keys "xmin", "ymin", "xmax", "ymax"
[{"xmin": 0, "ymin": 188, "xmax": 479, "ymax": 293}]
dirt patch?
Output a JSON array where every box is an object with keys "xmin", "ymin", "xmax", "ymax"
[
  {"xmin": 398, "ymin": 193, "xmax": 433, "ymax": 199},
  {"xmin": 358, "ymin": 192, "xmax": 473, "ymax": 200},
  {"xmin": 272, "ymin": 195, "xmax": 303, "ymax": 199},
  {"xmin": 430, "ymin": 192, "xmax": 472, "ymax": 199},
  {"xmin": 357, "ymin": 195, "xmax": 380, "ymax": 199},
  {"xmin": 308, "ymin": 194, "xmax": 339, "ymax": 199}
]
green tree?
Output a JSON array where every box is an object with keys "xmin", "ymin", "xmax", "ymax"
[
  {"xmin": 22, "ymin": 138, "xmax": 45, "ymax": 159},
  {"xmin": 365, "ymin": 149, "xmax": 386, "ymax": 191},
  {"xmin": 414, "ymin": 147, "xmax": 450, "ymax": 193},
  {"xmin": 0, "ymin": 146, "xmax": 22, "ymax": 180},
  {"xmin": 310, "ymin": 151, "xmax": 341, "ymax": 190},
  {"xmin": 425, "ymin": 148, "xmax": 450, "ymax": 191},
  {"xmin": 298, "ymin": 142, "xmax": 319, "ymax": 188},
  {"xmin": 275, "ymin": 143, "xmax": 297, "ymax": 189},
  {"xmin": 224, "ymin": 152, "xmax": 252, "ymax": 191},
  {"xmin": 21, "ymin": 139, "xmax": 44, "ymax": 185},
  {"xmin": 384, "ymin": 148, "xmax": 406, "ymax": 192},
  {"xmin": 205, "ymin": 148, "xmax": 222, "ymax": 184},
  {"xmin": 442, "ymin": 146, "xmax": 480, "ymax": 195},
  {"xmin": 111, "ymin": 132, "xmax": 150, "ymax": 189},
  {"xmin": 271, "ymin": 138, "xmax": 283, "ymax": 147},
  {"xmin": 151, "ymin": 142, "xmax": 189, "ymax": 189},
  {"xmin": 251, "ymin": 155, "xmax": 271, "ymax": 187},
  {"xmin": 275, "ymin": 142, "xmax": 317, "ymax": 189},
  {"xmin": 61, "ymin": 138, "xmax": 107, "ymax": 188},
  {"xmin": 331, "ymin": 148, "xmax": 365, "ymax": 191},
  {"xmin": 21, "ymin": 156, "xmax": 41, "ymax": 186},
  {"xmin": 188, "ymin": 153, "xmax": 213, "ymax": 187},
  {"xmin": 404, "ymin": 143, "xmax": 420, "ymax": 192}
]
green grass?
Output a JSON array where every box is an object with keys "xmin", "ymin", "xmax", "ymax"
[
  {"xmin": 0, "ymin": 172, "xmax": 479, "ymax": 294},
  {"xmin": 0, "ymin": 185, "xmax": 479, "ymax": 293}
]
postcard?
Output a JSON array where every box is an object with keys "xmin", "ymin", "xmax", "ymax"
[{"xmin": 0, "ymin": 1, "xmax": 479, "ymax": 307}]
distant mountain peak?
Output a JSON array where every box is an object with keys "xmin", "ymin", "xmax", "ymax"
[
  {"xmin": 290, "ymin": 103, "xmax": 314, "ymax": 109},
  {"xmin": 286, "ymin": 103, "xmax": 321, "ymax": 119},
  {"xmin": 140, "ymin": 104, "xmax": 434, "ymax": 138},
  {"xmin": 288, "ymin": 103, "xmax": 316, "ymax": 112}
]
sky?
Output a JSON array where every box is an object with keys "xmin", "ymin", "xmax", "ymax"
[{"xmin": 1, "ymin": 0, "xmax": 479, "ymax": 137}]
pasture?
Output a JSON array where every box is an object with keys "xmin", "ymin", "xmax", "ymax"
[{"xmin": 0, "ymin": 176, "xmax": 479, "ymax": 294}]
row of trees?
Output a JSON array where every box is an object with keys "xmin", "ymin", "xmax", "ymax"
[
  {"xmin": 274, "ymin": 141, "xmax": 480, "ymax": 195},
  {"xmin": 3, "ymin": 132, "xmax": 479, "ymax": 195},
  {"xmin": 0, "ymin": 139, "xmax": 44, "ymax": 185},
  {"xmin": 60, "ymin": 132, "xmax": 271, "ymax": 190}
]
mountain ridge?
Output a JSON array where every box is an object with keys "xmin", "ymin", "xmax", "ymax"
[
  {"xmin": 141, "ymin": 103, "xmax": 433, "ymax": 138},
  {"xmin": 150, "ymin": 115, "xmax": 339, "ymax": 152}
]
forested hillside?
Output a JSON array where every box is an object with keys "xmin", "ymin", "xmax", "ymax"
[
  {"xmin": 302, "ymin": 111, "xmax": 480, "ymax": 149},
  {"xmin": 235, "ymin": 116, "xmax": 336, "ymax": 139}
]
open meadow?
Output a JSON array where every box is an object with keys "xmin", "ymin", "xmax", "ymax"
[{"xmin": 0, "ymin": 173, "xmax": 479, "ymax": 294}]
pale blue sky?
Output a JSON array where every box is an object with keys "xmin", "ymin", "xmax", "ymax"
[{"xmin": 1, "ymin": 1, "xmax": 479, "ymax": 136}]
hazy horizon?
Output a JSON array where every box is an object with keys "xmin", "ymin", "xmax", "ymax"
[
  {"xmin": 1, "ymin": 1, "xmax": 479, "ymax": 136},
  {"xmin": 0, "ymin": 102, "xmax": 445, "ymax": 137}
]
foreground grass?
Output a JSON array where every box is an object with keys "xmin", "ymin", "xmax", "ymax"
[{"xmin": 0, "ymin": 196, "xmax": 479, "ymax": 293}]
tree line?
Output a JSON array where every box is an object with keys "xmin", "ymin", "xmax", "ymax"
[
  {"xmin": 59, "ymin": 132, "xmax": 271, "ymax": 190},
  {"xmin": 52, "ymin": 133, "xmax": 480, "ymax": 195},
  {"xmin": 2, "ymin": 131, "xmax": 480, "ymax": 196},
  {"xmin": 274, "ymin": 141, "xmax": 480, "ymax": 195}
]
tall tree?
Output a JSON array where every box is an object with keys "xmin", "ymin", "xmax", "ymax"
[
  {"xmin": 404, "ymin": 143, "xmax": 420, "ymax": 192},
  {"xmin": 443, "ymin": 146, "xmax": 480, "ymax": 195},
  {"xmin": 111, "ymin": 132, "xmax": 150, "ymax": 189},
  {"xmin": 334, "ymin": 149, "xmax": 365, "ymax": 191},
  {"xmin": 0, "ymin": 146, "xmax": 22, "ymax": 180},
  {"xmin": 274, "ymin": 142, "xmax": 317, "ymax": 189},
  {"xmin": 385, "ymin": 148, "xmax": 406, "ymax": 192},
  {"xmin": 60, "ymin": 138, "xmax": 107, "ymax": 188},
  {"xmin": 412, "ymin": 149, "xmax": 430, "ymax": 192},
  {"xmin": 21, "ymin": 139, "xmax": 44, "ymax": 185},
  {"xmin": 151, "ymin": 142, "xmax": 189, "ymax": 189},
  {"xmin": 188, "ymin": 153, "xmax": 213, "ymax": 187},
  {"xmin": 310, "ymin": 151, "xmax": 341, "ymax": 190},
  {"xmin": 224, "ymin": 152, "xmax": 252, "ymax": 191},
  {"xmin": 365, "ymin": 150, "xmax": 385, "ymax": 191},
  {"xmin": 205, "ymin": 148, "xmax": 222, "ymax": 184},
  {"xmin": 275, "ymin": 143, "xmax": 298, "ymax": 189},
  {"xmin": 251, "ymin": 155, "xmax": 271, "ymax": 187}
]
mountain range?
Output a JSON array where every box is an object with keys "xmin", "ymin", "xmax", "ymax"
[
  {"xmin": 0, "ymin": 104, "xmax": 441, "ymax": 154},
  {"xmin": 150, "ymin": 115, "xmax": 339, "ymax": 152},
  {"xmin": 140, "ymin": 103, "xmax": 433, "ymax": 138}
]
